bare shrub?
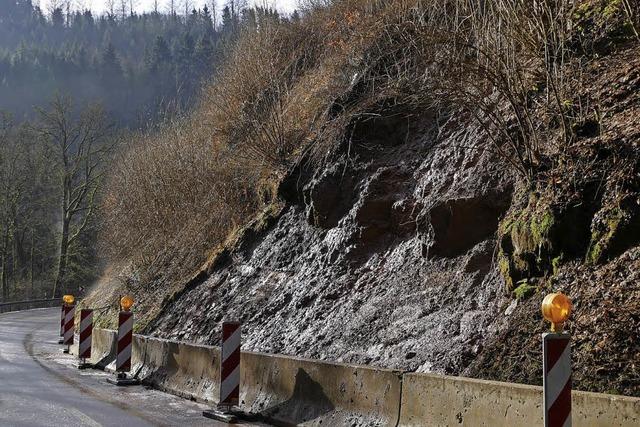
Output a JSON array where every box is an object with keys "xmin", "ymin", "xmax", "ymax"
[
  {"xmin": 101, "ymin": 114, "xmax": 260, "ymax": 282},
  {"xmin": 102, "ymin": 0, "xmax": 636, "ymax": 288}
]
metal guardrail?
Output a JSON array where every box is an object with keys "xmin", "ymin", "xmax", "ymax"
[{"xmin": 0, "ymin": 298, "xmax": 60, "ymax": 314}]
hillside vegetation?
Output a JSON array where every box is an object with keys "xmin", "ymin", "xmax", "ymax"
[
  {"xmin": 90, "ymin": 0, "xmax": 640, "ymax": 396},
  {"xmin": 0, "ymin": 0, "xmax": 284, "ymax": 122}
]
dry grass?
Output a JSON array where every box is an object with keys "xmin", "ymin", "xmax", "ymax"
[
  {"xmin": 101, "ymin": 114, "xmax": 261, "ymax": 283},
  {"xmin": 100, "ymin": 0, "xmax": 637, "ymax": 290}
]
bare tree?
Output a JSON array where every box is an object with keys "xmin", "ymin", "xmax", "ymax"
[
  {"xmin": 105, "ymin": 0, "xmax": 116, "ymax": 15},
  {"xmin": 34, "ymin": 96, "xmax": 114, "ymax": 297},
  {"xmin": 182, "ymin": 0, "xmax": 192, "ymax": 16},
  {"xmin": 0, "ymin": 115, "xmax": 22, "ymax": 301},
  {"xmin": 211, "ymin": 0, "xmax": 218, "ymax": 29},
  {"xmin": 129, "ymin": 0, "xmax": 139, "ymax": 16},
  {"xmin": 229, "ymin": 0, "xmax": 248, "ymax": 19},
  {"xmin": 167, "ymin": 0, "xmax": 176, "ymax": 15},
  {"xmin": 119, "ymin": 0, "xmax": 127, "ymax": 20}
]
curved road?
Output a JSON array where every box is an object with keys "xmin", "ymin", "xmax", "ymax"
[{"xmin": 0, "ymin": 308, "xmax": 253, "ymax": 427}]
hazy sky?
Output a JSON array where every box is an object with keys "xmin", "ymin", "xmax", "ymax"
[{"xmin": 39, "ymin": 0, "xmax": 299, "ymax": 15}]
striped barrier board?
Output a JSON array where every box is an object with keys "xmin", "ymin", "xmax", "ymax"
[
  {"xmin": 63, "ymin": 305, "xmax": 75, "ymax": 346},
  {"xmin": 60, "ymin": 305, "xmax": 65, "ymax": 337},
  {"xmin": 116, "ymin": 311, "xmax": 133, "ymax": 372},
  {"xmin": 204, "ymin": 321, "xmax": 242, "ymax": 422},
  {"xmin": 219, "ymin": 321, "xmax": 241, "ymax": 409},
  {"xmin": 543, "ymin": 333, "xmax": 571, "ymax": 427},
  {"xmin": 79, "ymin": 309, "xmax": 93, "ymax": 360},
  {"xmin": 58, "ymin": 305, "xmax": 67, "ymax": 343}
]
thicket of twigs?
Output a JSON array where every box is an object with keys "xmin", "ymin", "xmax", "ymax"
[{"xmin": 102, "ymin": 0, "xmax": 638, "ymax": 284}]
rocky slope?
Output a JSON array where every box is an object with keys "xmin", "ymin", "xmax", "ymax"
[
  {"xmin": 148, "ymin": 108, "xmax": 515, "ymax": 375},
  {"xmin": 144, "ymin": 45, "xmax": 640, "ymax": 396}
]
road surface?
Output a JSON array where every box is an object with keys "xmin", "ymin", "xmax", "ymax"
[{"xmin": 0, "ymin": 308, "xmax": 260, "ymax": 427}]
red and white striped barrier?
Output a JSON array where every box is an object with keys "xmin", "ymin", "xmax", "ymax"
[
  {"xmin": 58, "ymin": 305, "xmax": 66, "ymax": 343},
  {"xmin": 219, "ymin": 321, "xmax": 241, "ymax": 409},
  {"xmin": 63, "ymin": 304, "xmax": 75, "ymax": 352},
  {"xmin": 60, "ymin": 305, "xmax": 65, "ymax": 337},
  {"xmin": 204, "ymin": 321, "xmax": 242, "ymax": 422},
  {"xmin": 543, "ymin": 333, "xmax": 571, "ymax": 427},
  {"xmin": 106, "ymin": 308, "xmax": 139, "ymax": 386},
  {"xmin": 116, "ymin": 311, "xmax": 133, "ymax": 373},
  {"xmin": 78, "ymin": 309, "xmax": 93, "ymax": 363}
]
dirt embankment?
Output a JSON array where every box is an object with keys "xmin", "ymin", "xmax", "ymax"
[{"xmin": 144, "ymin": 45, "xmax": 640, "ymax": 396}]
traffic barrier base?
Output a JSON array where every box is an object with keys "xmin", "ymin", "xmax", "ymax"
[
  {"xmin": 107, "ymin": 372, "xmax": 140, "ymax": 386},
  {"xmin": 202, "ymin": 409, "xmax": 238, "ymax": 424}
]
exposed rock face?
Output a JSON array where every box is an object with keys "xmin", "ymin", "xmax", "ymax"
[{"xmin": 147, "ymin": 110, "xmax": 515, "ymax": 376}]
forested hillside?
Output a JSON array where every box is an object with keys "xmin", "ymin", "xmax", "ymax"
[
  {"xmin": 0, "ymin": 0, "xmax": 290, "ymax": 303},
  {"xmin": 0, "ymin": 0, "xmax": 286, "ymax": 123}
]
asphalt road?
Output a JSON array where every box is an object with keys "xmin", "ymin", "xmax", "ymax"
[{"xmin": 0, "ymin": 308, "xmax": 259, "ymax": 427}]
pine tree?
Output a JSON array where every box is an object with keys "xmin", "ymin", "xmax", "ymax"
[
  {"xmin": 51, "ymin": 7, "xmax": 65, "ymax": 29},
  {"xmin": 194, "ymin": 35, "xmax": 214, "ymax": 79}
]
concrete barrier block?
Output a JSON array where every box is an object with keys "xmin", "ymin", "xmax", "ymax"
[
  {"xmin": 85, "ymin": 329, "xmax": 638, "ymax": 427},
  {"xmin": 399, "ymin": 372, "xmax": 640, "ymax": 427},
  {"xmin": 136, "ymin": 336, "xmax": 221, "ymax": 403},
  {"xmin": 572, "ymin": 390, "xmax": 640, "ymax": 427},
  {"xmin": 90, "ymin": 328, "xmax": 117, "ymax": 369},
  {"xmin": 241, "ymin": 351, "xmax": 403, "ymax": 426},
  {"xmin": 399, "ymin": 373, "xmax": 541, "ymax": 426}
]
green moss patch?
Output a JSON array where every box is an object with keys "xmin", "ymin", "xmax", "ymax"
[
  {"xmin": 498, "ymin": 188, "xmax": 596, "ymax": 293},
  {"xmin": 587, "ymin": 203, "xmax": 640, "ymax": 264},
  {"xmin": 513, "ymin": 280, "xmax": 537, "ymax": 300}
]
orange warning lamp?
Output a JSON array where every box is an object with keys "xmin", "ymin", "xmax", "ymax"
[
  {"xmin": 541, "ymin": 292, "xmax": 572, "ymax": 332},
  {"xmin": 63, "ymin": 294, "xmax": 75, "ymax": 305},
  {"xmin": 120, "ymin": 295, "xmax": 134, "ymax": 311}
]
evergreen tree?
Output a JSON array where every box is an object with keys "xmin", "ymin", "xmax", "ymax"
[
  {"xmin": 0, "ymin": 0, "xmax": 277, "ymax": 123},
  {"xmin": 101, "ymin": 42, "xmax": 122, "ymax": 83},
  {"xmin": 51, "ymin": 7, "xmax": 65, "ymax": 29}
]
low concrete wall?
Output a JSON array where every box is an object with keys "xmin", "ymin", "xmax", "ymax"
[
  {"xmin": 89, "ymin": 328, "xmax": 117, "ymax": 369},
  {"xmin": 399, "ymin": 373, "xmax": 540, "ymax": 426},
  {"xmin": 83, "ymin": 328, "xmax": 639, "ymax": 427},
  {"xmin": 86, "ymin": 329, "xmax": 401, "ymax": 425},
  {"xmin": 398, "ymin": 372, "xmax": 640, "ymax": 427},
  {"xmin": 136, "ymin": 335, "xmax": 221, "ymax": 403},
  {"xmin": 240, "ymin": 351, "xmax": 402, "ymax": 426}
]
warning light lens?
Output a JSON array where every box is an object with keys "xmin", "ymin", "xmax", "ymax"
[
  {"xmin": 541, "ymin": 292, "xmax": 572, "ymax": 328},
  {"xmin": 120, "ymin": 295, "xmax": 134, "ymax": 311},
  {"xmin": 63, "ymin": 294, "xmax": 75, "ymax": 305}
]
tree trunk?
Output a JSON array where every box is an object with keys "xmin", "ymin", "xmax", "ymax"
[
  {"xmin": 29, "ymin": 230, "xmax": 34, "ymax": 300},
  {"xmin": 53, "ymin": 217, "xmax": 70, "ymax": 298},
  {"xmin": 0, "ymin": 226, "xmax": 8, "ymax": 302}
]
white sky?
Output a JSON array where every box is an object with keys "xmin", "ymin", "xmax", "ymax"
[{"xmin": 38, "ymin": 0, "xmax": 299, "ymax": 16}]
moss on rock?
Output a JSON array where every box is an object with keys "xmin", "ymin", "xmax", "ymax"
[
  {"xmin": 587, "ymin": 203, "xmax": 640, "ymax": 264},
  {"xmin": 498, "ymin": 195, "xmax": 557, "ymax": 291},
  {"xmin": 497, "ymin": 188, "xmax": 596, "ymax": 293},
  {"xmin": 513, "ymin": 280, "xmax": 537, "ymax": 300}
]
